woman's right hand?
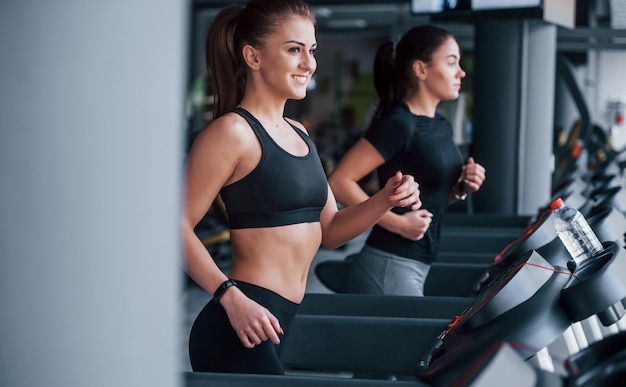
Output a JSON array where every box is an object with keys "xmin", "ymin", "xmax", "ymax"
[
  {"xmin": 394, "ymin": 209, "xmax": 433, "ymax": 241},
  {"xmin": 219, "ymin": 287, "xmax": 284, "ymax": 348}
]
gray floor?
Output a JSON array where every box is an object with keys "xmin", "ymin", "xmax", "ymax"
[{"xmin": 179, "ymin": 232, "xmax": 368, "ymax": 372}]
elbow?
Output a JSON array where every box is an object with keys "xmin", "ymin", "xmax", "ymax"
[
  {"xmin": 320, "ymin": 236, "xmax": 343, "ymax": 251},
  {"xmin": 321, "ymin": 242, "xmax": 341, "ymax": 250}
]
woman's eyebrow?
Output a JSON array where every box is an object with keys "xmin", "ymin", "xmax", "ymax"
[{"xmin": 284, "ymin": 40, "xmax": 317, "ymax": 48}]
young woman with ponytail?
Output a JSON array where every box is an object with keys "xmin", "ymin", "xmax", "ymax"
[
  {"xmin": 328, "ymin": 25, "xmax": 486, "ymax": 297},
  {"xmin": 181, "ymin": 0, "xmax": 422, "ymax": 374}
]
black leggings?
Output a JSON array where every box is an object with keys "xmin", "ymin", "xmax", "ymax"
[{"xmin": 188, "ymin": 281, "xmax": 299, "ymax": 374}]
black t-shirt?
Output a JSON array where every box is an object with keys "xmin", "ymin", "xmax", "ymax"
[{"xmin": 364, "ymin": 103, "xmax": 464, "ymax": 263}]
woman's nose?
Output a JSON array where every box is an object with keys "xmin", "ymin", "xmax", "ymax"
[{"xmin": 301, "ymin": 53, "xmax": 316, "ymax": 72}]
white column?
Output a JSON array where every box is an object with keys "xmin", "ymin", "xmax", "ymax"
[
  {"xmin": 518, "ymin": 21, "xmax": 557, "ymax": 214},
  {"xmin": 0, "ymin": 1, "xmax": 187, "ymax": 386}
]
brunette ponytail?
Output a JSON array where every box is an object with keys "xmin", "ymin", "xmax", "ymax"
[
  {"xmin": 372, "ymin": 40, "xmax": 397, "ymax": 120},
  {"xmin": 205, "ymin": 5, "xmax": 245, "ymax": 119}
]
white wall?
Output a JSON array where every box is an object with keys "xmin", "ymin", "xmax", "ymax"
[
  {"xmin": 0, "ymin": 1, "xmax": 187, "ymax": 386},
  {"xmin": 596, "ymin": 50, "xmax": 626, "ymax": 128}
]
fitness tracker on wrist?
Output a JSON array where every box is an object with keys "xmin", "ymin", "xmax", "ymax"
[
  {"xmin": 213, "ymin": 279, "xmax": 238, "ymax": 303},
  {"xmin": 454, "ymin": 182, "xmax": 468, "ymax": 201}
]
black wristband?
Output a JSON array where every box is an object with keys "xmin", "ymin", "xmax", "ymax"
[{"xmin": 213, "ymin": 279, "xmax": 238, "ymax": 303}]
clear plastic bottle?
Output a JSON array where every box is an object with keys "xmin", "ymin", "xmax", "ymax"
[{"xmin": 550, "ymin": 197, "xmax": 603, "ymax": 270}]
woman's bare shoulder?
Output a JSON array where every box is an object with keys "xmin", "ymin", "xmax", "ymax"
[{"xmin": 194, "ymin": 112, "xmax": 256, "ymax": 149}]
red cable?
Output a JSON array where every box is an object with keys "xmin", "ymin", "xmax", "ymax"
[
  {"xmin": 493, "ymin": 208, "xmax": 551, "ymax": 264},
  {"xmin": 442, "ymin": 262, "xmax": 579, "ymax": 340}
]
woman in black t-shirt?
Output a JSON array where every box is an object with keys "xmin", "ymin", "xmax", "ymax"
[{"xmin": 328, "ymin": 25, "xmax": 486, "ymax": 296}]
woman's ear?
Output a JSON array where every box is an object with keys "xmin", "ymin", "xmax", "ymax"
[
  {"xmin": 242, "ymin": 44, "xmax": 261, "ymax": 70},
  {"xmin": 412, "ymin": 60, "xmax": 427, "ymax": 81}
]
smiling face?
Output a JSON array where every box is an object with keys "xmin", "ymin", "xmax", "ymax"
[
  {"xmin": 250, "ymin": 15, "xmax": 317, "ymax": 101},
  {"xmin": 420, "ymin": 37, "xmax": 466, "ymax": 102}
]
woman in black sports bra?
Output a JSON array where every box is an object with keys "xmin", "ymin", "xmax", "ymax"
[{"xmin": 181, "ymin": 0, "xmax": 422, "ymax": 375}]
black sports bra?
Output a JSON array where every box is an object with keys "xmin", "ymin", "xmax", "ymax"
[{"xmin": 219, "ymin": 108, "xmax": 328, "ymax": 229}]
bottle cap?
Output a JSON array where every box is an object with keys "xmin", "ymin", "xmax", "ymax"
[{"xmin": 549, "ymin": 197, "xmax": 564, "ymax": 210}]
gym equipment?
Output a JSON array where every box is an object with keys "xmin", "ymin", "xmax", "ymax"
[
  {"xmin": 286, "ymin": 189, "xmax": 626, "ymax": 383},
  {"xmin": 184, "ymin": 342, "xmax": 561, "ymax": 386},
  {"xmin": 416, "ymin": 242, "xmax": 626, "ymax": 386}
]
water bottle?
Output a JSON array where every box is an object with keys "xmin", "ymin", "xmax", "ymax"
[{"xmin": 550, "ymin": 197, "xmax": 603, "ymax": 271}]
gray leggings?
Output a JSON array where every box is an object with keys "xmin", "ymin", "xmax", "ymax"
[{"xmin": 346, "ymin": 245, "xmax": 430, "ymax": 296}]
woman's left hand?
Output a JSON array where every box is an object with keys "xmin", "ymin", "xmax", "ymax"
[{"xmin": 459, "ymin": 157, "xmax": 486, "ymax": 194}]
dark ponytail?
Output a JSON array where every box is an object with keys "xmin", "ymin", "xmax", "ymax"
[
  {"xmin": 372, "ymin": 25, "xmax": 453, "ymax": 120},
  {"xmin": 372, "ymin": 40, "xmax": 398, "ymax": 120},
  {"xmin": 205, "ymin": 5, "xmax": 244, "ymax": 120},
  {"xmin": 206, "ymin": 0, "xmax": 315, "ymax": 119}
]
